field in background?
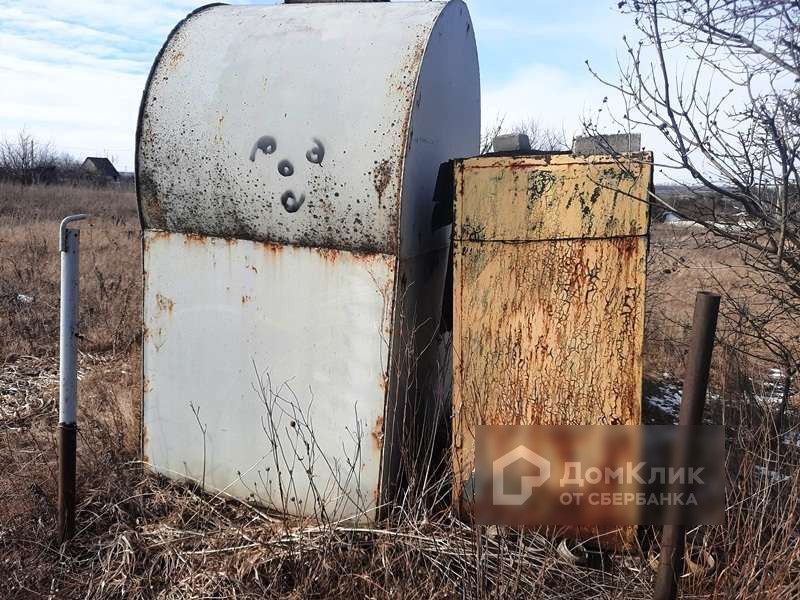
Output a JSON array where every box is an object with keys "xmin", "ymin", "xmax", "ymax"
[
  {"xmin": 0, "ymin": 183, "xmax": 797, "ymax": 598},
  {"xmin": 0, "ymin": 183, "xmax": 140, "ymax": 357}
]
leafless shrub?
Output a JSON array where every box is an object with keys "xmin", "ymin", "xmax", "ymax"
[
  {"xmin": 587, "ymin": 0, "xmax": 800, "ymax": 428},
  {"xmin": 5, "ymin": 343, "xmax": 794, "ymax": 598},
  {"xmin": 480, "ymin": 116, "xmax": 507, "ymax": 154},
  {"xmin": 686, "ymin": 403, "xmax": 800, "ymax": 598},
  {"xmin": 509, "ymin": 118, "xmax": 569, "ymax": 151},
  {"xmin": 480, "ymin": 116, "xmax": 568, "ymax": 154},
  {"xmin": 0, "ymin": 130, "xmax": 59, "ymax": 185},
  {"xmin": 2, "ymin": 355, "xmax": 657, "ymax": 599}
]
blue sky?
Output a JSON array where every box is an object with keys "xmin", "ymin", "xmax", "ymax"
[{"xmin": 0, "ymin": 0, "xmax": 636, "ymax": 172}]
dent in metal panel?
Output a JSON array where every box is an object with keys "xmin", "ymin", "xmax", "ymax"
[
  {"xmin": 143, "ymin": 231, "xmax": 395, "ymax": 521},
  {"xmin": 137, "ymin": 2, "xmax": 470, "ymax": 254}
]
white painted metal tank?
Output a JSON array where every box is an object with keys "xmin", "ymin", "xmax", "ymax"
[{"xmin": 137, "ymin": 0, "xmax": 479, "ymax": 521}]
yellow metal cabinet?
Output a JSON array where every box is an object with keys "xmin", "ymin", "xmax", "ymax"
[{"xmin": 452, "ymin": 153, "xmax": 653, "ymax": 501}]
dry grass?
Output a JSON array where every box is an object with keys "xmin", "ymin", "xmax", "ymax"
[
  {"xmin": 0, "ymin": 182, "xmax": 140, "ymax": 358},
  {"xmin": 644, "ymin": 221, "xmax": 797, "ymax": 400},
  {"xmin": 0, "ymin": 184, "xmax": 798, "ymax": 598},
  {"xmin": 643, "ymin": 221, "xmax": 800, "ymax": 598}
]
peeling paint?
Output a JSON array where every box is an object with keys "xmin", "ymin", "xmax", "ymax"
[
  {"xmin": 155, "ymin": 293, "xmax": 174, "ymax": 314},
  {"xmin": 372, "ymin": 415, "xmax": 385, "ymax": 451},
  {"xmin": 452, "ymin": 153, "xmax": 652, "ymax": 507}
]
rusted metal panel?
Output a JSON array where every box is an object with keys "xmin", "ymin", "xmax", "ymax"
[
  {"xmin": 452, "ymin": 153, "xmax": 652, "ymax": 505},
  {"xmin": 455, "ymin": 154, "xmax": 651, "ymax": 242},
  {"xmin": 143, "ymin": 231, "xmax": 395, "ymax": 520},
  {"xmin": 136, "ymin": 1, "xmax": 480, "ymax": 257}
]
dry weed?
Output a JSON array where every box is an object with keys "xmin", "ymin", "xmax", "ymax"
[{"xmin": 1, "ymin": 186, "xmax": 798, "ymax": 598}]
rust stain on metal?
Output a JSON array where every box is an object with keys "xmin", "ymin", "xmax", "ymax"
[
  {"xmin": 259, "ymin": 241, "xmax": 284, "ymax": 255},
  {"xmin": 182, "ymin": 232, "xmax": 208, "ymax": 246},
  {"xmin": 373, "ymin": 159, "xmax": 393, "ymax": 204},
  {"xmin": 451, "ymin": 152, "xmax": 652, "ymax": 510},
  {"xmin": 155, "ymin": 293, "xmax": 174, "ymax": 315},
  {"xmin": 147, "ymin": 231, "xmax": 400, "ymax": 271},
  {"xmin": 315, "ymin": 247, "xmax": 341, "ymax": 262},
  {"xmin": 456, "ymin": 153, "xmax": 652, "ymax": 242},
  {"xmin": 168, "ymin": 51, "xmax": 185, "ymax": 68},
  {"xmin": 372, "ymin": 415, "xmax": 384, "ymax": 451},
  {"xmin": 144, "ymin": 190, "xmax": 165, "ymax": 230}
]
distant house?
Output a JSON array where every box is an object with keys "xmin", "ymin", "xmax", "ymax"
[{"xmin": 81, "ymin": 157, "xmax": 119, "ymax": 183}]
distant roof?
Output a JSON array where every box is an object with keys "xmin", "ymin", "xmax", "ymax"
[{"xmin": 81, "ymin": 157, "xmax": 119, "ymax": 179}]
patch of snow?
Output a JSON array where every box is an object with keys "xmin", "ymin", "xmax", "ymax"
[
  {"xmin": 645, "ymin": 381, "xmax": 722, "ymax": 423},
  {"xmin": 753, "ymin": 465, "xmax": 789, "ymax": 484},
  {"xmin": 780, "ymin": 430, "xmax": 800, "ymax": 449},
  {"xmin": 666, "ymin": 220, "xmax": 704, "ymax": 229},
  {"xmin": 645, "ymin": 382, "xmax": 683, "ymax": 421}
]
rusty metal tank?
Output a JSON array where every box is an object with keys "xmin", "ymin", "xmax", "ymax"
[{"xmin": 136, "ymin": 0, "xmax": 480, "ymax": 521}]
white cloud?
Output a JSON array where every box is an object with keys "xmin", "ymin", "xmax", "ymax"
[
  {"xmin": 0, "ymin": 0, "xmax": 767, "ymax": 183},
  {"xmin": 0, "ymin": 1, "xmax": 194, "ymax": 40},
  {"xmin": 482, "ymin": 63, "xmax": 611, "ymax": 140},
  {"xmin": 0, "ymin": 45, "xmax": 145, "ymax": 171},
  {"xmin": 0, "ymin": 0, "xmax": 281, "ymax": 172},
  {"xmin": 481, "ymin": 61, "xmax": 701, "ymax": 183}
]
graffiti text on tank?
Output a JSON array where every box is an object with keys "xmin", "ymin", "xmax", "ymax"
[{"xmin": 249, "ymin": 136, "xmax": 326, "ymax": 213}]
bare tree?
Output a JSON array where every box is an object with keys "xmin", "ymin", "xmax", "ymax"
[
  {"xmin": 510, "ymin": 118, "xmax": 569, "ymax": 151},
  {"xmin": 480, "ymin": 116, "xmax": 569, "ymax": 154},
  {"xmin": 0, "ymin": 130, "xmax": 58, "ymax": 184},
  {"xmin": 480, "ymin": 116, "xmax": 506, "ymax": 154},
  {"xmin": 55, "ymin": 152, "xmax": 83, "ymax": 181},
  {"xmin": 587, "ymin": 0, "xmax": 799, "ymax": 427}
]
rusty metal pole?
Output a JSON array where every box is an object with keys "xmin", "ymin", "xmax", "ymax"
[
  {"xmin": 653, "ymin": 291, "xmax": 720, "ymax": 600},
  {"xmin": 58, "ymin": 214, "xmax": 89, "ymax": 543}
]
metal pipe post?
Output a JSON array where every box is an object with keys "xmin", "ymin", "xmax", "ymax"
[
  {"xmin": 58, "ymin": 214, "xmax": 89, "ymax": 543},
  {"xmin": 653, "ymin": 291, "xmax": 720, "ymax": 600}
]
